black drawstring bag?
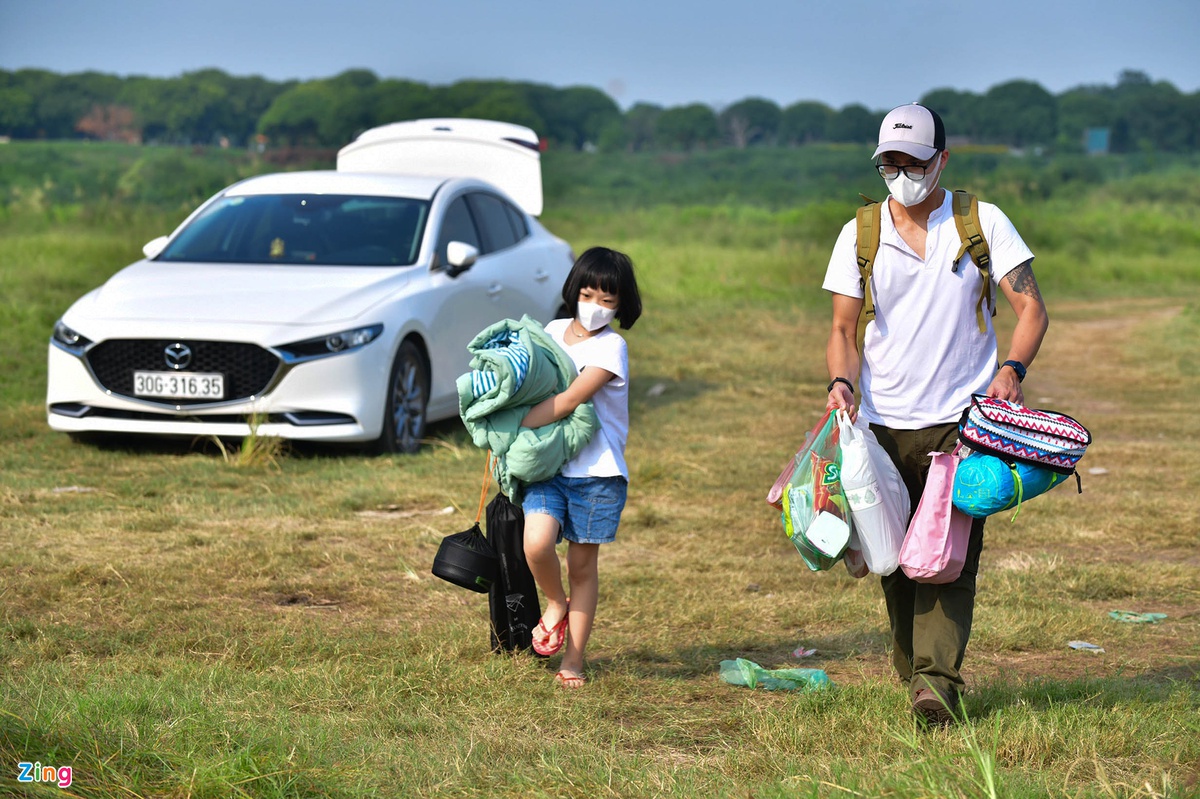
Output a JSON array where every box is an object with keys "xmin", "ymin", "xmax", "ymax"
[
  {"xmin": 432, "ymin": 454, "xmax": 500, "ymax": 593},
  {"xmin": 486, "ymin": 492, "xmax": 542, "ymax": 654},
  {"xmin": 432, "ymin": 521, "xmax": 498, "ymax": 593}
]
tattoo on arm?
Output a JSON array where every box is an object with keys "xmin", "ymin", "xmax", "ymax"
[{"xmin": 1004, "ymin": 260, "xmax": 1042, "ymax": 301}]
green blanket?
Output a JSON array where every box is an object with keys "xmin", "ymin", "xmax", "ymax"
[{"xmin": 457, "ymin": 316, "xmax": 597, "ymax": 501}]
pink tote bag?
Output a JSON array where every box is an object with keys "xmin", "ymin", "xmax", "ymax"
[{"xmin": 899, "ymin": 448, "xmax": 972, "ymax": 584}]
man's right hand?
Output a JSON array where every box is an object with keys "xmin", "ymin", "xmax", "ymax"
[{"xmin": 826, "ymin": 384, "xmax": 856, "ymax": 421}]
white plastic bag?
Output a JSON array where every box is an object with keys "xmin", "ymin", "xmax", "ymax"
[{"xmin": 836, "ymin": 410, "xmax": 909, "ymax": 575}]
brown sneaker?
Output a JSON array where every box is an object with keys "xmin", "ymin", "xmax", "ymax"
[{"xmin": 912, "ymin": 688, "xmax": 957, "ymax": 728}]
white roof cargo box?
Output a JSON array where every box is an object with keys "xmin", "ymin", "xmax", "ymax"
[{"xmin": 337, "ymin": 118, "xmax": 545, "ymax": 216}]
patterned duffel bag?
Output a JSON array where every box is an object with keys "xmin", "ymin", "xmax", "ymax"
[{"xmin": 958, "ymin": 394, "xmax": 1091, "ymax": 480}]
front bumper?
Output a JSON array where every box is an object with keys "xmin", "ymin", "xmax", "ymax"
[{"xmin": 46, "ymin": 339, "xmax": 393, "ymax": 444}]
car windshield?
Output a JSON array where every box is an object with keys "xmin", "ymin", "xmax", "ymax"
[{"xmin": 157, "ymin": 194, "xmax": 431, "ymax": 266}]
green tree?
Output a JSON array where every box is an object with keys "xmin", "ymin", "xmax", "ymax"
[
  {"xmin": 655, "ymin": 103, "xmax": 719, "ymax": 150},
  {"xmin": 0, "ymin": 83, "xmax": 35, "ymax": 137},
  {"xmin": 258, "ymin": 81, "xmax": 340, "ymax": 145},
  {"xmin": 779, "ymin": 100, "xmax": 834, "ymax": 145},
  {"xmin": 532, "ymin": 85, "xmax": 621, "ymax": 149},
  {"xmin": 919, "ymin": 88, "xmax": 982, "ymax": 142},
  {"xmin": 432, "ymin": 80, "xmax": 543, "ymax": 133},
  {"xmin": 619, "ymin": 102, "xmax": 663, "ymax": 151},
  {"xmin": 318, "ymin": 71, "xmax": 383, "ymax": 145},
  {"xmin": 828, "ymin": 104, "xmax": 878, "ymax": 144},
  {"xmin": 1111, "ymin": 74, "xmax": 1193, "ymax": 152},
  {"xmin": 458, "ymin": 87, "xmax": 545, "ymax": 134},
  {"xmin": 179, "ymin": 69, "xmax": 288, "ymax": 145},
  {"xmin": 164, "ymin": 71, "xmax": 232, "ymax": 144},
  {"xmin": 981, "ymin": 80, "xmax": 1056, "ymax": 149},
  {"xmin": 369, "ymin": 80, "xmax": 439, "ymax": 128},
  {"xmin": 1056, "ymin": 86, "xmax": 1115, "ymax": 152},
  {"xmin": 719, "ymin": 97, "xmax": 782, "ymax": 148},
  {"xmin": 25, "ymin": 70, "xmax": 122, "ymax": 138}
]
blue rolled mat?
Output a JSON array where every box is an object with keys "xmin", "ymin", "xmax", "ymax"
[{"xmin": 953, "ymin": 453, "xmax": 1068, "ymax": 518}]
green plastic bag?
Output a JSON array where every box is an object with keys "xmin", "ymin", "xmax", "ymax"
[
  {"xmin": 779, "ymin": 410, "xmax": 851, "ymax": 570},
  {"xmin": 718, "ymin": 658, "xmax": 833, "ymax": 691},
  {"xmin": 1109, "ymin": 610, "xmax": 1167, "ymax": 623}
]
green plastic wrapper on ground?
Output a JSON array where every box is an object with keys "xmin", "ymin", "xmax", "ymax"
[{"xmin": 718, "ymin": 658, "xmax": 833, "ymax": 691}]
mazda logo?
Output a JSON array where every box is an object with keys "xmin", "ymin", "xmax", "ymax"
[{"xmin": 164, "ymin": 342, "xmax": 192, "ymax": 370}]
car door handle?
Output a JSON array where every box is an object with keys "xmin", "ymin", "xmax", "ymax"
[
  {"xmin": 533, "ymin": 269, "xmax": 550, "ymax": 282},
  {"xmin": 487, "ymin": 283, "xmax": 503, "ymax": 297}
]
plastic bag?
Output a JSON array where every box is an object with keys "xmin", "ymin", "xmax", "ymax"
[
  {"xmin": 899, "ymin": 447, "xmax": 972, "ymax": 584},
  {"xmin": 778, "ymin": 410, "xmax": 852, "ymax": 570},
  {"xmin": 952, "ymin": 451, "xmax": 1068, "ymax": 520},
  {"xmin": 836, "ymin": 411, "xmax": 909, "ymax": 575},
  {"xmin": 718, "ymin": 658, "xmax": 833, "ymax": 691},
  {"xmin": 842, "ymin": 542, "xmax": 869, "ymax": 578}
]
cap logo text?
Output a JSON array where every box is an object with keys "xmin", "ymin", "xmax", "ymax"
[{"xmin": 893, "ymin": 123, "xmax": 913, "ymax": 130}]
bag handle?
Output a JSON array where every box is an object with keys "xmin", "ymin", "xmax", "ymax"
[{"xmin": 474, "ymin": 451, "xmax": 494, "ymax": 524}]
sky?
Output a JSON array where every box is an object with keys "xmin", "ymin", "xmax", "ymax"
[{"xmin": 1, "ymin": 0, "xmax": 1198, "ymax": 112}]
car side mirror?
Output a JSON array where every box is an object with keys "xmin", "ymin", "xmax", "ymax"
[
  {"xmin": 142, "ymin": 236, "xmax": 169, "ymax": 260},
  {"xmin": 445, "ymin": 241, "xmax": 479, "ymax": 277}
]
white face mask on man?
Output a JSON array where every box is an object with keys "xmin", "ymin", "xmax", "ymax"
[
  {"xmin": 885, "ymin": 155, "xmax": 943, "ymax": 207},
  {"xmin": 577, "ymin": 301, "xmax": 617, "ymax": 331}
]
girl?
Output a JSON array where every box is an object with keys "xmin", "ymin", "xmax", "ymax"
[{"xmin": 519, "ymin": 246, "xmax": 642, "ymax": 689}]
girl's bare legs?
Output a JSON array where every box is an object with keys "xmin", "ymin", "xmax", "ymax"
[
  {"xmin": 523, "ymin": 512, "xmax": 568, "ymax": 629},
  {"xmin": 559, "ymin": 541, "xmax": 599, "ymax": 678}
]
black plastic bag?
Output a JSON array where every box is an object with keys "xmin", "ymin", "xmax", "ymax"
[{"xmin": 485, "ymin": 492, "xmax": 542, "ymax": 654}]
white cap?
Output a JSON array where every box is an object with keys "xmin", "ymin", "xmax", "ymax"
[{"xmin": 873, "ymin": 103, "xmax": 945, "ymax": 160}]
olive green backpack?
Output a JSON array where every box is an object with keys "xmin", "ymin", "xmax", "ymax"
[{"xmin": 854, "ymin": 190, "xmax": 993, "ymax": 354}]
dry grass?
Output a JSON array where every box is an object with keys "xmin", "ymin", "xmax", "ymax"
[{"xmin": 1, "ymin": 230, "xmax": 1198, "ymax": 796}]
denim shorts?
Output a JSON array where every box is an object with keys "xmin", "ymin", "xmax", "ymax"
[{"xmin": 521, "ymin": 475, "xmax": 628, "ymax": 544}]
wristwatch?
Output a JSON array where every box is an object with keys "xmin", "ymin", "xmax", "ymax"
[{"xmin": 1001, "ymin": 360, "xmax": 1026, "ymax": 382}]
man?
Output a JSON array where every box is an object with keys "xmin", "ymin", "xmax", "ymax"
[{"xmin": 822, "ymin": 102, "xmax": 1049, "ymax": 726}]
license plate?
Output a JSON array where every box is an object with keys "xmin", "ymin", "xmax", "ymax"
[{"xmin": 133, "ymin": 371, "xmax": 225, "ymax": 400}]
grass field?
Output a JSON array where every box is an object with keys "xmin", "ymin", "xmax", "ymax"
[{"xmin": 1, "ymin": 143, "xmax": 1199, "ymax": 798}]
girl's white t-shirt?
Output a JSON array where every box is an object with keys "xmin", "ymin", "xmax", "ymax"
[
  {"xmin": 822, "ymin": 192, "xmax": 1034, "ymax": 429},
  {"xmin": 545, "ymin": 318, "xmax": 629, "ymax": 479}
]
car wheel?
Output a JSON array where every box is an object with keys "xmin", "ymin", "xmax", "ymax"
[{"xmin": 377, "ymin": 340, "xmax": 429, "ymax": 455}]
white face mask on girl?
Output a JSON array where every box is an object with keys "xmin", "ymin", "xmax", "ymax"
[
  {"xmin": 577, "ymin": 301, "xmax": 617, "ymax": 331},
  {"xmin": 885, "ymin": 156, "xmax": 943, "ymax": 207}
]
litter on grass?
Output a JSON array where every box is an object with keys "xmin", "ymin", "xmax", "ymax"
[
  {"xmin": 1109, "ymin": 610, "xmax": 1168, "ymax": 623},
  {"xmin": 1068, "ymin": 640, "xmax": 1105, "ymax": 653},
  {"xmin": 719, "ymin": 658, "xmax": 832, "ymax": 691},
  {"xmin": 792, "ymin": 646, "xmax": 817, "ymax": 658}
]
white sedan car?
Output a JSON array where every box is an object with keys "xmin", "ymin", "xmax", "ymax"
[{"xmin": 47, "ymin": 119, "xmax": 574, "ymax": 453}]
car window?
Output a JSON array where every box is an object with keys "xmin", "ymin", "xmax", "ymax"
[
  {"xmin": 467, "ymin": 193, "xmax": 520, "ymax": 254},
  {"xmin": 503, "ymin": 200, "xmax": 529, "ymax": 241},
  {"xmin": 436, "ymin": 196, "xmax": 481, "ymax": 267},
  {"xmin": 157, "ymin": 194, "xmax": 429, "ymax": 266}
]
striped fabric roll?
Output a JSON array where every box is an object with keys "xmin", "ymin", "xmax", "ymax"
[{"xmin": 470, "ymin": 329, "xmax": 532, "ymax": 398}]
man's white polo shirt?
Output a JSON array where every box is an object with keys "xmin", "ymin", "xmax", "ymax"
[{"xmin": 823, "ymin": 190, "xmax": 1034, "ymax": 429}]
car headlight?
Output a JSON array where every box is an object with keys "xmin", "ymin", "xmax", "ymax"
[
  {"xmin": 276, "ymin": 324, "xmax": 384, "ymax": 363},
  {"xmin": 51, "ymin": 320, "xmax": 93, "ymax": 356}
]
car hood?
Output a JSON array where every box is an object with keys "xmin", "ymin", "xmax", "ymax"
[{"xmin": 70, "ymin": 260, "xmax": 415, "ymax": 329}]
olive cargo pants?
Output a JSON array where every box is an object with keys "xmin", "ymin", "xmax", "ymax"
[{"xmin": 869, "ymin": 421, "xmax": 986, "ymax": 703}]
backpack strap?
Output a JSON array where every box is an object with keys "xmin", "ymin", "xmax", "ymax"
[
  {"xmin": 951, "ymin": 190, "xmax": 993, "ymax": 334},
  {"xmin": 854, "ymin": 199, "xmax": 881, "ymax": 356}
]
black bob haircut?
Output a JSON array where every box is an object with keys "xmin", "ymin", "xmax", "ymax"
[{"xmin": 560, "ymin": 246, "xmax": 642, "ymax": 330}]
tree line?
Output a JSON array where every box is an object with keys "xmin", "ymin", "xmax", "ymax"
[{"xmin": 1, "ymin": 67, "xmax": 1195, "ymax": 154}]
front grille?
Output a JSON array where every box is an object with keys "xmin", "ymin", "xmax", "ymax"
[{"xmin": 86, "ymin": 339, "xmax": 281, "ymax": 404}]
